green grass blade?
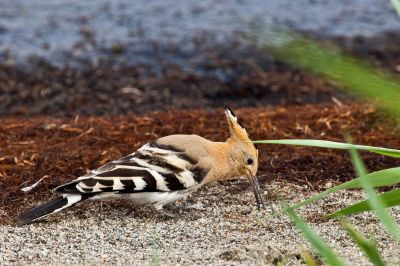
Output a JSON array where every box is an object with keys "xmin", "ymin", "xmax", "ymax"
[
  {"xmin": 253, "ymin": 29, "xmax": 400, "ymax": 118},
  {"xmin": 328, "ymin": 188, "xmax": 400, "ymax": 218},
  {"xmin": 289, "ymin": 167, "xmax": 400, "ymax": 210},
  {"xmin": 253, "ymin": 139, "xmax": 400, "ymax": 158},
  {"xmin": 300, "ymin": 250, "xmax": 318, "ymax": 266},
  {"xmin": 349, "ymin": 147, "xmax": 400, "ymax": 242},
  {"xmin": 339, "ymin": 219, "xmax": 386, "ymax": 266},
  {"xmin": 392, "ymin": 0, "xmax": 400, "ymax": 17},
  {"xmin": 285, "ymin": 206, "xmax": 346, "ymax": 266},
  {"xmin": 151, "ymin": 230, "xmax": 160, "ymax": 266}
]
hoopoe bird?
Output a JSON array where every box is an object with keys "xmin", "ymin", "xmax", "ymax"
[{"xmin": 16, "ymin": 107, "xmax": 264, "ymax": 225}]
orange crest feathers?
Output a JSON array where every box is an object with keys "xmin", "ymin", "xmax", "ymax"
[{"xmin": 224, "ymin": 106, "xmax": 251, "ymax": 142}]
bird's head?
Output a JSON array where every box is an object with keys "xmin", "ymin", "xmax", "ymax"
[{"xmin": 224, "ymin": 106, "xmax": 264, "ymax": 209}]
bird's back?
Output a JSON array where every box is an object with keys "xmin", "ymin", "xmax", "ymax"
[
  {"xmin": 55, "ymin": 134, "xmax": 212, "ymax": 196},
  {"xmin": 16, "ymin": 134, "xmax": 214, "ymax": 225}
]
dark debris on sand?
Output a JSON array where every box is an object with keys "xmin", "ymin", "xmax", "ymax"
[{"xmin": 0, "ymin": 46, "xmax": 346, "ymax": 117}]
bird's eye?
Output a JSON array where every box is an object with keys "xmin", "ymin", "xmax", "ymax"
[{"xmin": 246, "ymin": 157, "xmax": 253, "ymax": 165}]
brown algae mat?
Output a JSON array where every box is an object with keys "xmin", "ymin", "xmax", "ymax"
[
  {"xmin": 1, "ymin": 35, "xmax": 400, "ymax": 117},
  {"xmin": 1, "ymin": 102, "xmax": 400, "ymax": 225},
  {"xmin": 0, "ymin": 58, "xmax": 344, "ymax": 117}
]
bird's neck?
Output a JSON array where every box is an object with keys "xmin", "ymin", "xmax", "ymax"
[{"xmin": 204, "ymin": 140, "xmax": 237, "ymax": 183}]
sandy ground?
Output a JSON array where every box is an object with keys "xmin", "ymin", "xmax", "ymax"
[{"xmin": 1, "ymin": 180, "xmax": 399, "ymax": 265}]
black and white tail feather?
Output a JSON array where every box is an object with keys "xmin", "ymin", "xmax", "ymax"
[
  {"xmin": 16, "ymin": 195, "xmax": 90, "ymax": 226},
  {"xmin": 16, "ymin": 141, "xmax": 208, "ymax": 225}
]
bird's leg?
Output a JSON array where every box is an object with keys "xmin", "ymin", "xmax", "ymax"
[
  {"xmin": 170, "ymin": 199, "xmax": 195, "ymax": 211},
  {"xmin": 160, "ymin": 209, "xmax": 176, "ymax": 218},
  {"xmin": 171, "ymin": 204, "xmax": 190, "ymax": 210},
  {"xmin": 153, "ymin": 203, "xmax": 176, "ymax": 218}
]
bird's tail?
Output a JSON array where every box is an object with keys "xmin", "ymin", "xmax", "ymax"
[{"xmin": 15, "ymin": 194, "xmax": 90, "ymax": 226}]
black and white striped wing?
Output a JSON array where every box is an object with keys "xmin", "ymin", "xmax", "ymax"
[{"xmin": 54, "ymin": 142, "xmax": 208, "ymax": 195}]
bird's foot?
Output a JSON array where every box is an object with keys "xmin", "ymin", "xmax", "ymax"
[
  {"xmin": 153, "ymin": 204, "xmax": 176, "ymax": 218},
  {"xmin": 159, "ymin": 209, "xmax": 176, "ymax": 218},
  {"xmin": 124, "ymin": 208, "xmax": 135, "ymax": 216},
  {"xmin": 172, "ymin": 203, "xmax": 193, "ymax": 211}
]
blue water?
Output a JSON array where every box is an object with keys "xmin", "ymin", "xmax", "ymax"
[{"xmin": 0, "ymin": 0, "xmax": 399, "ymax": 66}]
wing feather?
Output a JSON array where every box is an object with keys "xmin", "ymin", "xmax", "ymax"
[{"xmin": 54, "ymin": 141, "xmax": 209, "ymax": 195}]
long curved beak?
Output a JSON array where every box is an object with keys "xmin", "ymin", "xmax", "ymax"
[{"xmin": 246, "ymin": 171, "xmax": 265, "ymax": 210}]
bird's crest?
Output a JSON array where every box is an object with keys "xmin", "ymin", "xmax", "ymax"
[{"xmin": 224, "ymin": 106, "xmax": 251, "ymax": 143}]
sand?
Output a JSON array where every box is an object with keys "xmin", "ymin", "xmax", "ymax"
[{"xmin": 1, "ymin": 180, "xmax": 399, "ymax": 265}]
